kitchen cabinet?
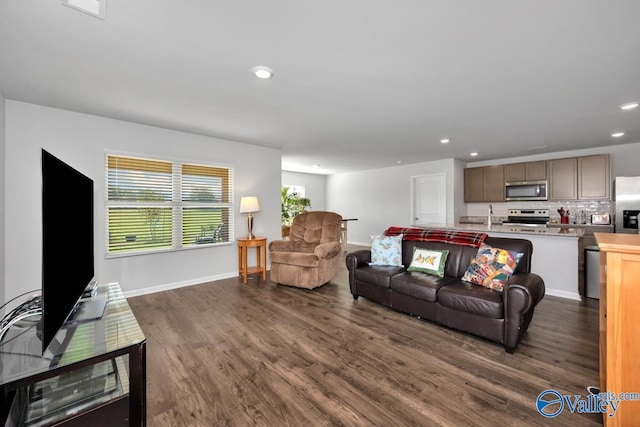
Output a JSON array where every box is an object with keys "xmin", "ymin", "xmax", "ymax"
[
  {"xmin": 464, "ymin": 167, "xmax": 484, "ymax": 202},
  {"xmin": 548, "ymin": 157, "xmax": 578, "ymax": 200},
  {"xmin": 504, "ymin": 161, "xmax": 547, "ymax": 182},
  {"xmin": 595, "ymin": 233, "xmax": 640, "ymax": 426},
  {"xmin": 464, "ymin": 165, "xmax": 504, "ymax": 202},
  {"xmin": 549, "ymin": 155, "xmax": 610, "ymax": 201},
  {"xmin": 578, "ymin": 154, "xmax": 610, "ymax": 200},
  {"xmin": 483, "ymin": 165, "xmax": 505, "ymax": 201}
]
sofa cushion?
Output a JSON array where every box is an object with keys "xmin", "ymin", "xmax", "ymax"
[
  {"xmin": 390, "ymin": 272, "xmax": 456, "ymax": 302},
  {"xmin": 355, "ymin": 265, "xmax": 406, "ymax": 288},
  {"xmin": 402, "ymin": 240, "xmax": 481, "ymax": 279},
  {"xmin": 437, "ymin": 281, "xmax": 504, "ymax": 319},
  {"xmin": 369, "ymin": 234, "xmax": 403, "ymax": 267},
  {"xmin": 461, "ymin": 245, "xmax": 524, "ymax": 292},
  {"xmin": 407, "ymin": 248, "xmax": 449, "ymax": 277}
]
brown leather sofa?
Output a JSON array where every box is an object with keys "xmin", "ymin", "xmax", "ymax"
[
  {"xmin": 345, "ymin": 235, "xmax": 545, "ymax": 353},
  {"xmin": 269, "ymin": 211, "xmax": 343, "ymax": 289}
]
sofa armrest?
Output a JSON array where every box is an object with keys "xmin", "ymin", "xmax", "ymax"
[
  {"xmin": 314, "ymin": 242, "xmax": 341, "ymax": 259},
  {"xmin": 345, "ymin": 250, "xmax": 372, "ymax": 299},
  {"xmin": 504, "ymin": 273, "xmax": 545, "ymax": 312},
  {"xmin": 269, "ymin": 240, "xmax": 295, "ymax": 252},
  {"xmin": 345, "ymin": 250, "xmax": 371, "ymax": 272},
  {"xmin": 503, "ymin": 272, "xmax": 545, "ymax": 352}
]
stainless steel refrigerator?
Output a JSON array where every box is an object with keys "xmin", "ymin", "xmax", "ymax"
[{"xmin": 614, "ymin": 176, "xmax": 640, "ymax": 233}]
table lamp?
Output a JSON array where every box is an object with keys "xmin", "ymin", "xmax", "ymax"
[{"xmin": 239, "ymin": 196, "xmax": 260, "ymax": 239}]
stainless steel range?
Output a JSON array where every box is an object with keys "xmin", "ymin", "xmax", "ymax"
[{"xmin": 502, "ymin": 209, "xmax": 550, "ymax": 227}]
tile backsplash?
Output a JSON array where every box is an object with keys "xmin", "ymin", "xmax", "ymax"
[{"xmin": 465, "ymin": 200, "xmax": 613, "ymax": 224}]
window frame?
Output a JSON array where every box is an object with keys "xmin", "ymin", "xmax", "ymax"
[{"xmin": 105, "ymin": 151, "xmax": 235, "ymax": 258}]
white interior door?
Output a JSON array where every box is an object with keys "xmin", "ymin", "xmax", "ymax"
[{"xmin": 412, "ymin": 173, "xmax": 446, "ymax": 225}]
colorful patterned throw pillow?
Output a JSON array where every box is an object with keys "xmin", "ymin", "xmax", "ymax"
[
  {"xmin": 407, "ymin": 248, "xmax": 449, "ymax": 277},
  {"xmin": 461, "ymin": 245, "xmax": 524, "ymax": 292},
  {"xmin": 369, "ymin": 234, "xmax": 404, "ymax": 267}
]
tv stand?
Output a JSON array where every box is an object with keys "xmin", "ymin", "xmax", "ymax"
[
  {"xmin": 69, "ymin": 298, "xmax": 108, "ymax": 322},
  {"xmin": 0, "ymin": 283, "xmax": 146, "ymax": 426}
]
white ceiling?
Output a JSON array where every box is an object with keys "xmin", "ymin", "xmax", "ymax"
[{"xmin": 1, "ymin": 1, "xmax": 639, "ymax": 174}]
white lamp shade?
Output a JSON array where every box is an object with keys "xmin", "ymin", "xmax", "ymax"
[{"xmin": 239, "ymin": 196, "xmax": 260, "ymax": 213}]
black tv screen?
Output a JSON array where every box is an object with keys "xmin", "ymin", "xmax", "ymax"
[{"xmin": 41, "ymin": 149, "xmax": 95, "ymax": 353}]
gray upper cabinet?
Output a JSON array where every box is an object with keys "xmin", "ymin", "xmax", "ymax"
[
  {"xmin": 578, "ymin": 154, "xmax": 610, "ymax": 200},
  {"xmin": 549, "ymin": 158, "xmax": 578, "ymax": 200},
  {"xmin": 548, "ymin": 154, "xmax": 610, "ymax": 201},
  {"xmin": 483, "ymin": 165, "xmax": 505, "ymax": 201},
  {"xmin": 465, "ymin": 155, "xmax": 609, "ymax": 203},
  {"xmin": 464, "ymin": 165, "xmax": 504, "ymax": 203},
  {"xmin": 505, "ymin": 161, "xmax": 547, "ymax": 182},
  {"xmin": 464, "ymin": 167, "xmax": 485, "ymax": 203}
]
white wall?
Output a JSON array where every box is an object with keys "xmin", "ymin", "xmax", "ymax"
[
  {"xmin": 0, "ymin": 93, "xmax": 5, "ymax": 306},
  {"xmin": 5, "ymin": 101, "xmax": 281, "ymax": 300},
  {"xmin": 327, "ymin": 159, "xmax": 461, "ymax": 245},
  {"xmin": 281, "ymin": 171, "xmax": 326, "ymax": 211}
]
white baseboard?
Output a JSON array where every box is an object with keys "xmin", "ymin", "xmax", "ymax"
[
  {"xmin": 544, "ymin": 288, "xmax": 582, "ymax": 301},
  {"xmin": 349, "ymin": 241, "xmax": 371, "ymax": 247},
  {"xmin": 123, "ymin": 271, "xmax": 240, "ymax": 298}
]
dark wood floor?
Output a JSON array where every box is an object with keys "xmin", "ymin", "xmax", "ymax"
[{"xmin": 128, "ymin": 245, "xmax": 602, "ymax": 426}]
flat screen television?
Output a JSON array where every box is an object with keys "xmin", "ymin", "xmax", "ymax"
[{"xmin": 41, "ymin": 149, "xmax": 99, "ymax": 354}]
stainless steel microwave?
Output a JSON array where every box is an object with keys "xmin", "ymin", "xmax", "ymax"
[{"xmin": 505, "ymin": 180, "xmax": 548, "ymax": 201}]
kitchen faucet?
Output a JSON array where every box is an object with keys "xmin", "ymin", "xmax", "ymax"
[{"xmin": 488, "ymin": 204, "xmax": 493, "ymax": 227}]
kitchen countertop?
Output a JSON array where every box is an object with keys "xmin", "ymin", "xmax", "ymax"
[
  {"xmin": 418, "ymin": 223, "xmax": 585, "ymax": 237},
  {"xmin": 547, "ymin": 223, "xmax": 613, "ymax": 229}
]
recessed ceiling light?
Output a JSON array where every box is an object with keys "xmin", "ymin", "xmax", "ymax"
[
  {"xmin": 528, "ymin": 145, "xmax": 549, "ymax": 151},
  {"xmin": 619, "ymin": 102, "xmax": 639, "ymax": 110},
  {"xmin": 440, "ymin": 138, "xmax": 450, "ymax": 144},
  {"xmin": 252, "ymin": 66, "xmax": 273, "ymax": 79},
  {"xmin": 397, "ymin": 160, "xmax": 403, "ymax": 164},
  {"xmin": 62, "ymin": 0, "xmax": 106, "ymax": 19},
  {"xmin": 611, "ymin": 132, "xmax": 625, "ymax": 138},
  {"xmin": 470, "ymin": 152, "xmax": 479, "ymax": 157}
]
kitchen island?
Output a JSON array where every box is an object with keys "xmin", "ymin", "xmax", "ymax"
[{"xmin": 416, "ymin": 223, "xmax": 583, "ymax": 300}]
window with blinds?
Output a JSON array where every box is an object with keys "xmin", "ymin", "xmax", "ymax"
[{"xmin": 106, "ymin": 154, "xmax": 234, "ymax": 255}]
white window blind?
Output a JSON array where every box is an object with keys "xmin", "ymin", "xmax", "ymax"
[{"xmin": 106, "ymin": 154, "xmax": 234, "ymax": 255}]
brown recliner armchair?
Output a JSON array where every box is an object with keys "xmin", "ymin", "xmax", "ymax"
[{"xmin": 269, "ymin": 211, "xmax": 343, "ymax": 289}]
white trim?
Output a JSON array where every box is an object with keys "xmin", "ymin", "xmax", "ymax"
[
  {"xmin": 544, "ymin": 289, "xmax": 581, "ymax": 301},
  {"xmin": 123, "ymin": 272, "xmax": 237, "ymax": 298},
  {"xmin": 123, "ymin": 267, "xmax": 272, "ymax": 298},
  {"xmin": 410, "ymin": 172, "xmax": 447, "ymax": 226}
]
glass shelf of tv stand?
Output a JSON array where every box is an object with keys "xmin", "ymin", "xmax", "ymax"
[{"xmin": 0, "ymin": 283, "xmax": 146, "ymax": 426}]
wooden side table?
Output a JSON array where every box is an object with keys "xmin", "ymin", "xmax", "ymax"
[{"xmin": 237, "ymin": 237, "xmax": 267, "ymax": 284}]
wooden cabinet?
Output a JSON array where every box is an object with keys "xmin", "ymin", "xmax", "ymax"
[
  {"xmin": 464, "ymin": 165, "xmax": 504, "ymax": 202},
  {"xmin": 548, "ymin": 155, "xmax": 610, "ymax": 201},
  {"xmin": 504, "ymin": 161, "xmax": 547, "ymax": 182},
  {"xmin": 548, "ymin": 157, "xmax": 578, "ymax": 200},
  {"xmin": 595, "ymin": 233, "xmax": 640, "ymax": 426},
  {"xmin": 578, "ymin": 154, "xmax": 610, "ymax": 200},
  {"xmin": 483, "ymin": 165, "xmax": 505, "ymax": 201},
  {"xmin": 464, "ymin": 167, "xmax": 484, "ymax": 203},
  {"xmin": 466, "ymin": 154, "xmax": 609, "ymax": 203}
]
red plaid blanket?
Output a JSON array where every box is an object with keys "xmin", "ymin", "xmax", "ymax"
[{"xmin": 384, "ymin": 226, "xmax": 487, "ymax": 248}]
